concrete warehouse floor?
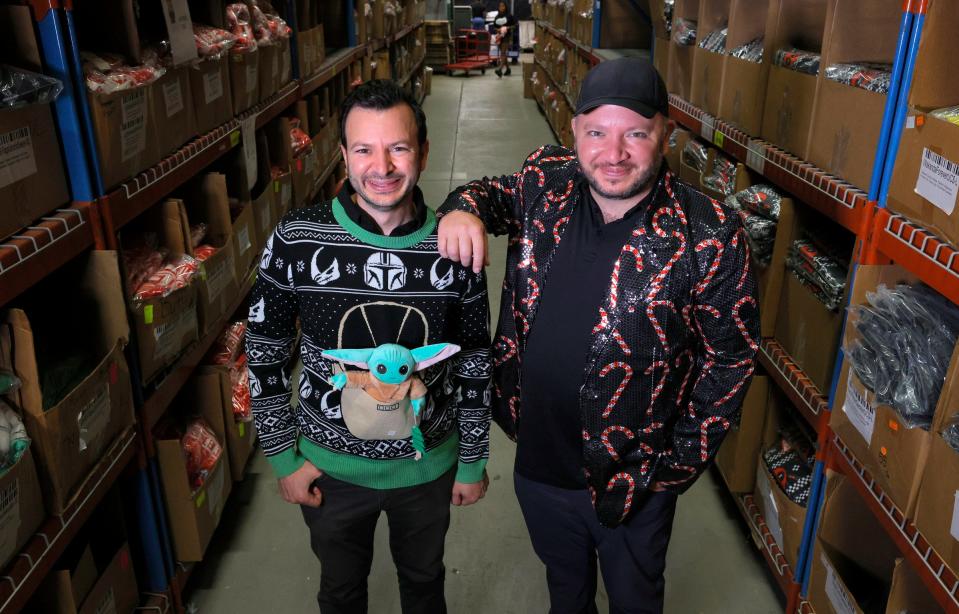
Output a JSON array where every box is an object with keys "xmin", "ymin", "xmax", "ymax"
[{"xmin": 187, "ymin": 69, "xmax": 784, "ymax": 614}]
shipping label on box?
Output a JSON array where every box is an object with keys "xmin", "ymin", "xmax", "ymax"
[
  {"xmin": 204, "ymin": 70, "xmax": 224, "ymax": 104},
  {"xmin": 77, "ymin": 387, "xmax": 111, "ymax": 453},
  {"xmin": 756, "ymin": 464, "xmax": 784, "ymax": 549},
  {"xmin": 119, "ymin": 89, "xmax": 147, "ymax": 163},
  {"xmin": 842, "ymin": 376, "xmax": 876, "ymax": 443},
  {"xmin": 153, "ymin": 307, "xmax": 198, "ymax": 361},
  {"xmin": 245, "ymin": 61, "xmax": 258, "ymax": 94},
  {"xmin": 0, "ymin": 126, "xmax": 37, "ymax": 188},
  {"xmin": 162, "ymin": 78, "xmax": 185, "ymax": 118},
  {"xmin": 821, "ymin": 554, "xmax": 858, "ymax": 614},
  {"xmin": 915, "ymin": 147, "xmax": 959, "ymax": 215},
  {"xmin": 204, "ymin": 251, "xmax": 236, "ymax": 303}
]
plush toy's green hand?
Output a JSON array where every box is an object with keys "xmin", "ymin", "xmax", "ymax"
[
  {"xmin": 411, "ymin": 397, "xmax": 426, "ymax": 460},
  {"xmin": 411, "ymin": 396, "xmax": 425, "ymax": 417},
  {"xmin": 331, "ymin": 373, "xmax": 348, "ymax": 390}
]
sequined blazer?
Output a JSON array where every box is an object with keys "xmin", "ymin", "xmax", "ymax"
[{"xmin": 439, "ymin": 145, "xmax": 760, "ymax": 527}]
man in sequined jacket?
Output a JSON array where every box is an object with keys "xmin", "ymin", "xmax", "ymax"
[{"xmin": 437, "ymin": 58, "xmax": 760, "ymax": 613}]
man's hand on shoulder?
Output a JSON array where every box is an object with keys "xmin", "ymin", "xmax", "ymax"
[
  {"xmin": 451, "ymin": 471, "xmax": 490, "ymax": 506},
  {"xmin": 278, "ymin": 460, "xmax": 325, "ymax": 507},
  {"xmin": 438, "ymin": 211, "xmax": 489, "ymax": 274}
]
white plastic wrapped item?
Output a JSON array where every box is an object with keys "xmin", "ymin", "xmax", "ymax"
[
  {"xmin": 193, "ymin": 24, "xmax": 239, "ymax": 59},
  {"xmin": 702, "ymin": 153, "xmax": 736, "ymax": 195},
  {"xmin": 824, "ymin": 62, "xmax": 892, "ymax": 94},
  {"xmin": 698, "ymin": 27, "xmax": 727, "ymax": 53},
  {"xmin": 82, "ymin": 51, "xmax": 166, "ymax": 93},
  {"xmin": 0, "ymin": 399, "xmax": 30, "ymax": 474},
  {"xmin": 729, "ymin": 37, "xmax": 763, "ymax": 63},
  {"xmin": 0, "ymin": 65, "xmax": 63, "ymax": 108},
  {"xmin": 846, "ymin": 283, "xmax": 959, "ymax": 428},
  {"xmin": 672, "ymin": 18, "xmax": 696, "ymax": 46},
  {"xmin": 931, "ymin": 105, "xmax": 959, "ymax": 126},
  {"xmin": 663, "ymin": 0, "xmax": 674, "ymax": 36}
]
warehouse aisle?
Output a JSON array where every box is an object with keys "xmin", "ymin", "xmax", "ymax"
[{"xmin": 188, "ymin": 71, "xmax": 783, "ymax": 613}]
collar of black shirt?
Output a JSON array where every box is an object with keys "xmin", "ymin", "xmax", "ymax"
[
  {"xmin": 336, "ymin": 181, "xmax": 429, "ymax": 237},
  {"xmin": 576, "ymin": 161, "xmax": 666, "ymax": 227}
]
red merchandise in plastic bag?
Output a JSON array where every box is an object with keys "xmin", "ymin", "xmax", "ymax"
[
  {"xmin": 209, "ymin": 321, "xmax": 247, "ymax": 365},
  {"xmin": 193, "ymin": 24, "xmax": 238, "ymax": 58},
  {"xmin": 133, "ymin": 254, "xmax": 199, "ymax": 302},
  {"xmin": 231, "ymin": 354, "xmax": 252, "ymax": 422},
  {"xmin": 81, "ymin": 51, "xmax": 165, "ymax": 93},
  {"xmin": 194, "ymin": 245, "xmax": 218, "ymax": 262},
  {"xmin": 182, "ymin": 419, "xmax": 223, "ymax": 491},
  {"xmin": 250, "ymin": 2, "xmax": 292, "ymax": 44},
  {"xmin": 226, "ymin": 3, "xmax": 257, "ymax": 53},
  {"xmin": 290, "ymin": 118, "xmax": 312, "ymax": 158},
  {"xmin": 123, "ymin": 243, "xmax": 167, "ymax": 295}
]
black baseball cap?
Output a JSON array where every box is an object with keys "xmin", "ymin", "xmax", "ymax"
[{"xmin": 575, "ymin": 57, "xmax": 669, "ymax": 119}]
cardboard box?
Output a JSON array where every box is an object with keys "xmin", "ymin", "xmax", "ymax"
[
  {"xmin": 774, "ymin": 271, "xmax": 844, "ymax": 393},
  {"xmin": 184, "ymin": 174, "xmax": 239, "ymax": 335},
  {"xmin": 229, "ymin": 50, "xmax": 260, "ymax": 114},
  {"xmin": 759, "ymin": 0, "xmax": 828, "ymax": 158},
  {"xmin": 278, "ymin": 37, "xmax": 292, "ymax": 88},
  {"xmin": 251, "ymin": 184, "xmax": 275, "ymax": 251},
  {"xmin": 257, "ymin": 43, "xmax": 279, "ymax": 102},
  {"xmin": 34, "ymin": 541, "xmax": 139, "ymax": 614},
  {"xmin": 665, "ymin": 0, "xmax": 700, "ymax": 98},
  {"xmin": 715, "ymin": 375, "xmax": 768, "ymax": 493},
  {"xmin": 689, "ymin": 0, "xmax": 729, "ymax": 116},
  {"xmin": 271, "ymin": 169, "xmax": 293, "ymax": 226},
  {"xmin": 0, "ymin": 101, "xmax": 70, "ymax": 240},
  {"xmin": 885, "ymin": 558, "xmax": 943, "ymax": 613},
  {"xmin": 190, "ymin": 57, "xmax": 233, "ymax": 135},
  {"xmin": 753, "ymin": 196, "xmax": 794, "ymax": 338},
  {"xmin": 0, "ymin": 251, "xmax": 136, "ymax": 513},
  {"xmin": 665, "ymin": 128, "xmax": 692, "ymax": 175},
  {"xmin": 808, "ymin": 0, "xmax": 901, "ymax": 192},
  {"xmin": 717, "ymin": 0, "xmax": 772, "ymax": 136},
  {"xmin": 196, "ymin": 368, "xmax": 257, "ymax": 481},
  {"xmin": 87, "ymin": 85, "xmax": 160, "ymax": 190},
  {"xmin": 298, "ymin": 27, "xmax": 315, "ymax": 77},
  {"xmin": 152, "ymin": 65, "xmax": 196, "ymax": 159},
  {"xmin": 678, "ymin": 140, "xmax": 707, "ymax": 187},
  {"xmin": 652, "ymin": 36, "xmax": 670, "ymax": 83},
  {"xmin": 830, "ymin": 264, "xmax": 950, "ymax": 517},
  {"xmin": 314, "ymin": 27, "xmax": 327, "ymax": 71},
  {"xmin": 0, "ymin": 446, "xmax": 44, "ymax": 570},
  {"xmin": 698, "ymin": 159, "xmax": 750, "ymax": 201},
  {"xmin": 231, "ymin": 202, "xmax": 257, "ymax": 283},
  {"xmin": 156, "ymin": 426, "xmax": 232, "ymax": 562},
  {"xmin": 807, "ymin": 472, "xmax": 901, "ymax": 614}
]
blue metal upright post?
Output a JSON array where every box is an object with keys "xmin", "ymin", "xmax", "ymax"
[
  {"xmin": 798, "ymin": 461, "xmax": 827, "ymax": 594},
  {"xmin": 132, "ymin": 464, "xmax": 173, "ymax": 591},
  {"xmin": 592, "ymin": 0, "xmax": 602, "ymax": 48},
  {"xmin": 346, "ymin": 0, "xmax": 358, "ymax": 47},
  {"xmin": 34, "ymin": 5, "xmax": 96, "ymax": 202},
  {"xmin": 63, "ymin": 6, "xmax": 107, "ymax": 196}
]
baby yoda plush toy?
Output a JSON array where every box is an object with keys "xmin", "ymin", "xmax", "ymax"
[{"xmin": 321, "ymin": 343, "xmax": 461, "ymax": 460}]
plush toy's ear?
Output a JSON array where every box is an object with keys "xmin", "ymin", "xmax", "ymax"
[
  {"xmin": 411, "ymin": 343, "xmax": 461, "ymax": 371},
  {"xmin": 321, "ymin": 348, "xmax": 375, "ymax": 369}
]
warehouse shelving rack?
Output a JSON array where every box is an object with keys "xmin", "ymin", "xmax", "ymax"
[{"xmin": 0, "ymin": 1, "xmax": 428, "ymax": 611}]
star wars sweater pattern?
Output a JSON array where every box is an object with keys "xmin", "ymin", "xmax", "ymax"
[
  {"xmin": 439, "ymin": 145, "xmax": 760, "ymax": 526},
  {"xmin": 246, "ymin": 199, "xmax": 492, "ymax": 482}
]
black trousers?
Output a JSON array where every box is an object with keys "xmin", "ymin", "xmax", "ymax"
[
  {"xmin": 514, "ymin": 472, "xmax": 679, "ymax": 614},
  {"xmin": 300, "ymin": 469, "xmax": 456, "ymax": 614}
]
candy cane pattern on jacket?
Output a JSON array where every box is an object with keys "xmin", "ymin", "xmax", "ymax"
[
  {"xmin": 521, "ymin": 278, "xmax": 541, "ymax": 311},
  {"xmin": 606, "ymin": 473, "xmax": 636, "ymax": 521},
  {"xmin": 532, "ymin": 220, "xmax": 546, "ymax": 233},
  {"xmin": 600, "ymin": 362, "xmax": 633, "ymax": 418},
  {"xmin": 646, "ymin": 300, "xmax": 676, "ymax": 351},
  {"xmin": 646, "ymin": 232, "xmax": 687, "ymax": 301},
  {"xmin": 611, "ymin": 329, "xmax": 631, "ymax": 356},
  {"xmin": 656, "ymin": 464, "xmax": 697, "ymax": 487},
  {"xmin": 693, "ymin": 238, "xmax": 724, "ymax": 295},
  {"xmin": 592, "ymin": 307, "xmax": 610, "ymax": 333},
  {"xmin": 699, "ymin": 416, "xmax": 730, "ymax": 461},
  {"xmin": 494, "ymin": 335, "xmax": 518, "ymax": 366},
  {"xmin": 712, "ymin": 358, "xmax": 755, "ymax": 406},
  {"xmin": 553, "ymin": 216, "xmax": 570, "ymax": 244},
  {"xmin": 733, "ymin": 295, "xmax": 759, "ymax": 350},
  {"xmin": 708, "ymin": 197, "xmax": 726, "ymax": 223},
  {"xmin": 644, "ymin": 361, "xmax": 671, "ymax": 416},
  {"xmin": 544, "ymin": 179, "xmax": 575, "ymax": 211},
  {"xmin": 517, "ymin": 238, "xmax": 538, "ymax": 272},
  {"xmin": 609, "ymin": 244, "xmax": 645, "ymax": 310},
  {"xmin": 601, "ymin": 425, "xmax": 635, "ymax": 461}
]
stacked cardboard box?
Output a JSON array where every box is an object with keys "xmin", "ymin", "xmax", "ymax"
[{"xmin": 425, "ymin": 20, "xmax": 452, "ymax": 67}]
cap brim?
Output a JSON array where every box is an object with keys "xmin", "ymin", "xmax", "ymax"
[{"xmin": 574, "ymin": 97, "xmax": 662, "ymax": 119}]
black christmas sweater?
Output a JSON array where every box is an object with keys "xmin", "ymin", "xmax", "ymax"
[{"xmin": 246, "ymin": 186, "xmax": 492, "ymax": 488}]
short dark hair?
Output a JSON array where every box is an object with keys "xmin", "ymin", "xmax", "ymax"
[{"xmin": 339, "ymin": 79, "xmax": 427, "ymax": 148}]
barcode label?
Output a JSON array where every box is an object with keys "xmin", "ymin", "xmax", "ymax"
[
  {"xmin": 915, "ymin": 147, "xmax": 959, "ymax": 215},
  {"xmin": 746, "ymin": 138, "xmax": 765, "ymax": 174},
  {"xmin": 700, "ymin": 114, "xmax": 715, "ymax": 141},
  {"xmin": 120, "ymin": 90, "xmax": 147, "ymax": 162},
  {"xmin": 0, "ymin": 126, "xmax": 36, "ymax": 188}
]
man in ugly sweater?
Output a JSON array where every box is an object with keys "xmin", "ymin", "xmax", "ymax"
[{"xmin": 246, "ymin": 80, "xmax": 492, "ymax": 614}]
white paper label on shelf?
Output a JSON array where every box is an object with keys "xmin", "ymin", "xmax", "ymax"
[
  {"xmin": 162, "ymin": 79, "xmax": 184, "ymax": 118},
  {"xmin": 0, "ymin": 126, "xmax": 37, "ymax": 188},
  {"xmin": 842, "ymin": 378, "xmax": 876, "ymax": 444},
  {"xmin": 240, "ymin": 115, "xmax": 258, "ymax": 190},
  {"xmin": 822, "ymin": 555, "xmax": 857, "ymax": 614},
  {"xmin": 746, "ymin": 138, "xmax": 765, "ymax": 175},
  {"xmin": 160, "ymin": 0, "xmax": 197, "ymax": 66},
  {"xmin": 700, "ymin": 114, "xmax": 715, "ymax": 141},
  {"xmin": 153, "ymin": 308, "xmax": 198, "ymax": 360},
  {"xmin": 77, "ymin": 388, "xmax": 111, "ymax": 452},
  {"xmin": 207, "ymin": 462, "xmax": 226, "ymax": 518},
  {"xmin": 0, "ymin": 479, "xmax": 20, "ymax": 566},
  {"xmin": 95, "ymin": 587, "xmax": 117, "ymax": 614},
  {"xmin": 755, "ymin": 467, "xmax": 783, "ymax": 549},
  {"xmin": 206, "ymin": 251, "xmax": 235, "ymax": 301},
  {"xmin": 204, "ymin": 70, "xmax": 223, "ymax": 104},
  {"xmin": 119, "ymin": 90, "xmax": 147, "ymax": 162},
  {"xmin": 915, "ymin": 147, "xmax": 959, "ymax": 215},
  {"xmin": 246, "ymin": 62, "xmax": 258, "ymax": 93},
  {"xmin": 237, "ymin": 225, "xmax": 252, "ymax": 255},
  {"xmin": 950, "ymin": 491, "xmax": 959, "ymax": 542}
]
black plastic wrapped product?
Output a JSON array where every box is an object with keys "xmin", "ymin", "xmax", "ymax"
[
  {"xmin": 846, "ymin": 283, "xmax": 959, "ymax": 428},
  {"xmin": 726, "ymin": 184, "xmax": 782, "ymax": 221},
  {"xmin": 681, "ymin": 139, "xmax": 708, "ymax": 173},
  {"xmin": 668, "ymin": 126, "xmax": 689, "ymax": 150},
  {"xmin": 786, "ymin": 237, "xmax": 848, "ymax": 311},
  {"xmin": 702, "ymin": 153, "xmax": 737, "ymax": 195},
  {"xmin": 698, "ymin": 27, "xmax": 727, "ymax": 53},
  {"xmin": 672, "ymin": 18, "xmax": 697, "ymax": 46},
  {"xmin": 824, "ymin": 62, "xmax": 893, "ymax": 94},
  {"xmin": 0, "ymin": 65, "xmax": 63, "ymax": 108},
  {"xmin": 943, "ymin": 418, "xmax": 959, "ymax": 452},
  {"xmin": 774, "ymin": 47, "xmax": 821, "ymax": 76},
  {"xmin": 729, "ymin": 37, "xmax": 763, "ymax": 63},
  {"xmin": 763, "ymin": 445, "xmax": 813, "ymax": 507},
  {"xmin": 663, "ymin": 0, "xmax": 674, "ymax": 37},
  {"xmin": 736, "ymin": 210, "xmax": 776, "ymax": 265}
]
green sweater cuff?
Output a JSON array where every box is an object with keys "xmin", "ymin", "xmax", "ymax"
[
  {"xmin": 455, "ymin": 459, "xmax": 487, "ymax": 483},
  {"xmin": 266, "ymin": 446, "xmax": 307, "ymax": 479}
]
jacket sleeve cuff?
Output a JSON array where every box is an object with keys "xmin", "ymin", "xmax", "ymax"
[
  {"xmin": 266, "ymin": 446, "xmax": 307, "ymax": 479},
  {"xmin": 455, "ymin": 459, "xmax": 488, "ymax": 483}
]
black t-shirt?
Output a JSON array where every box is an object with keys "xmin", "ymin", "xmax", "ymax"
[{"xmin": 516, "ymin": 178, "xmax": 655, "ymax": 489}]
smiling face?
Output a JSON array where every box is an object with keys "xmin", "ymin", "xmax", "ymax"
[
  {"xmin": 572, "ymin": 104, "xmax": 673, "ymax": 202},
  {"xmin": 341, "ymin": 104, "xmax": 429, "ymax": 212}
]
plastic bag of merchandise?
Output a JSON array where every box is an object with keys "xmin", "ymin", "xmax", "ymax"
[
  {"xmin": 824, "ymin": 62, "xmax": 892, "ymax": 94},
  {"xmin": 82, "ymin": 51, "xmax": 166, "ymax": 93},
  {"xmin": 729, "ymin": 37, "xmax": 763, "ymax": 63},
  {"xmin": 231, "ymin": 354, "xmax": 253, "ymax": 422},
  {"xmin": 774, "ymin": 47, "xmax": 820, "ymax": 75},
  {"xmin": 209, "ymin": 321, "xmax": 247, "ymax": 365},
  {"xmin": 0, "ymin": 398, "xmax": 29, "ymax": 474},
  {"xmin": 226, "ymin": 3, "xmax": 257, "ymax": 53},
  {"xmin": 663, "ymin": 0, "xmax": 674, "ymax": 37},
  {"xmin": 194, "ymin": 245, "xmax": 218, "ymax": 262},
  {"xmin": 725, "ymin": 184, "xmax": 782, "ymax": 221},
  {"xmin": 930, "ymin": 105, "xmax": 959, "ymax": 126},
  {"xmin": 786, "ymin": 238, "xmax": 847, "ymax": 311},
  {"xmin": 182, "ymin": 418, "xmax": 223, "ymax": 491},
  {"xmin": 702, "ymin": 153, "xmax": 737, "ymax": 195},
  {"xmin": 672, "ymin": 18, "xmax": 696, "ymax": 46},
  {"xmin": 681, "ymin": 139, "xmax": 708, "ymax": 173},
  {"xmin": 193, "ymin": 24, "xmax": 238, "ymax": 59},
  {"xmin": 0, "ymin": 65, "xmax": 63, "ymax": 108},
  {"xmin": 943, "ymin": 416, "xmax": 959, "ymax": 452},
  {"xmin": 698, "ymin": 27, "xmax": 727, "ymax": 53},
  {"xmin": 290, "ymin": 118, "xmax": 313, "ymax": 158},
  {"xmin": 734, "ymin": 209, "xmax": 776, "ymax": 265},
  {"xmin": 133, "ymin": 254, "xmax": 200, "ymax": 303}
]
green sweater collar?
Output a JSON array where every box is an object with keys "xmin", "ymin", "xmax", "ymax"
[{"xmin": 332, "ymin": 197, "xmax": 437, "ymax": 249}]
